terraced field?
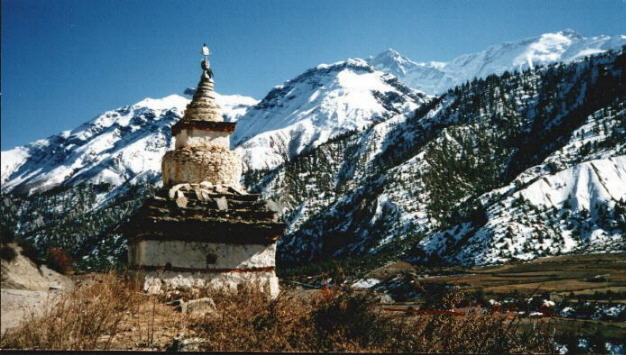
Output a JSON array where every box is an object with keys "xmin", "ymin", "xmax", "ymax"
[{"xmin": 422, "ymin": 252, "xmax": 626, "ymax": 298}]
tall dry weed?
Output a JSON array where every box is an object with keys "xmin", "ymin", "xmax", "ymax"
[
  {"xmin": 0, "ymin": 272, "xmax": 142, "ymax": 350},
  {"xmin": 190, "ymin": 285, "xmax": 556, "ymax": 353}
]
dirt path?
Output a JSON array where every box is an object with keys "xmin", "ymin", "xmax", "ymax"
[{"xmin": 0, "ymin": 288, "xmax": 63, "ymax": 335}]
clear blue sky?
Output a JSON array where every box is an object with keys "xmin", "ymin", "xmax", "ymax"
[{"xmin": 2, "ymin": 0, "xmax": 625, "ymax": 150}]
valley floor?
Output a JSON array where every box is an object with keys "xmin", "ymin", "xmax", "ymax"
[
  {"xmin": 1, "ymin": 252, "xmax": 624, "ymax": 352},
  {"xmin": 421, "ymin": 252, "xmax": 626, "ymax": 297}
]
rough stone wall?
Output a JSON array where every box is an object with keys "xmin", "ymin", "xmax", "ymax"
[
  {"xmin": 162, "ymin": 145, "xmax": 242, "ymax": 188},
  {"xmin": 129, "ymin": 240, "xmax": 276, "ymax": 269},
  {"xmin": 141, "ymin": 270, "xmax": 280, "ymax": 298},
  {"xmin": 174, "ymin": 129, "xmax": 230, "ymax": 149}
]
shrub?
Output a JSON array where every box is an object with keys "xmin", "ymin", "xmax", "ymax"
[
  {"xmin": 189, "ymin": 285, "xmax": 555, "ymax": 353},
  {"xmin": 0, "ymin": 245, "xmax": 18, "ymax": 262},
  {"xmin": 47, "ymin": 247, "xmax": 74, "ymax": 274},
  {"xmin": 1, "ymin": 276, "xmax": 556, "ymax": 352}
]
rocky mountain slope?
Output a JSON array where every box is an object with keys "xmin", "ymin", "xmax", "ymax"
[
  {"xmin": 250, "ymin": 47, "xmax": 626, "ymax": 265},
  {"xmin": 368, "ymin": 29, "xmax": 626, "ymax": 94},
  {"xmin": 1, "ymin": 94, "xmax": 257, "ymax": 198}
]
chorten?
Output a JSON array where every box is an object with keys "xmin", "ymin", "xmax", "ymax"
[{"xmin": 123, "ymin": 46, "xmax": 284, "ymax": 297}]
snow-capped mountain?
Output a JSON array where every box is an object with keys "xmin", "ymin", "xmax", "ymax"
[
  {"xmin": 233, "ymin": 59, "xmax": 428, "ymax": 170},
  {"xmin": 368, "ymin": 29, "xmax": 626, "ymax": 94},
  {"xmin": 250, "ymin": 48, "xmax": 626, "ymax": 265},
  {"xmin": 1, "ymin": 31, "xmax": 625, "ymax": 270},
  {"xmin": 1, "ymin": 93, "xmax": 257, "ymax": 196},
  {"xmin": 1, "ymin": 59, "xmax": 428, "ymax": 194}
]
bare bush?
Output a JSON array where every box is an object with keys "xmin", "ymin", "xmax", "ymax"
[{"xmin": 47, "ymin": 247, "xmax": 74, "ymax": 275}]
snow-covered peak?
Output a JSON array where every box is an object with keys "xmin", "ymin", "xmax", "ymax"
[
  {"xmin": 558, "ymin": 28, "xmax": 583, "ymax": 39},
  {"xmin": 1, "ymin": 93, "xmax": 257, "ymax": 195},
  {"xmin": 513, "ymin": 31, "xmax": 576, "ymax": 68},
  {"xmin": 368, "ymin": 48, "xmax": 419, "ymax": 76},
  {"xmin": 368, "ymin": 30, "xmax": 626, "ymax": 94},
  {"xmin": 233, "ymin": 59, "xmax": 429, "ymax": 170},
  {"xmin": 314, "ymin": 58, "xmax": 370, "ymax": 71},
  {"xmin": 132, "ymin": 94, "xmax": 189, "ymax": 111}
]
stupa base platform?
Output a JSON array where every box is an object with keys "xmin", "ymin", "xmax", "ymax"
[
  {"xmin": 132, "ymin": 269, "xmax": 280, "ymax": 298},
  {"xmin": 123, "ymin": 183, "xmax": 284, "ymax": 298}
]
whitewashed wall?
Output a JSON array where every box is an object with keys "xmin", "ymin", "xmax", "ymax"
[
  {"xmin": 129, "ymin": 240, "xmax": 276, "ymax": 269},
  {"xmin": 141, "ymin": 270, "xmax": 280, "ymax": 298},
  {"xmin": 175, "ymin": 129, "xmax": 230, "ymax": 149}
]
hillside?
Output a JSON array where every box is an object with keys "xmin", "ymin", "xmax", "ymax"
[
  {"xmin": 233, "ymin": 59, "xmax": 429, "ymax": 170},
  {"xmin": 250, "ymin": 47, "xmax": 626, "ymax": 265}
]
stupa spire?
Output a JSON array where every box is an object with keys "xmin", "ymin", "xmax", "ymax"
[
  {"xmin": 182, "ymin": 47, "xmax": 221, "ymax": 123},
  {"xmin": 164, "ymin": 45, "xmax": 240, "ymax": 188}
]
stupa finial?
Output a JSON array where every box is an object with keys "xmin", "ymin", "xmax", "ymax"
[{"xmin": 201, "ymin": 44, "xmax": 213, "ymax": 79}]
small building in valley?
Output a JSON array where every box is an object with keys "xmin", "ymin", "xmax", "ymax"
[{"xmin": 122, "ymin": 47, "xmax": 284, "ymax": 297}]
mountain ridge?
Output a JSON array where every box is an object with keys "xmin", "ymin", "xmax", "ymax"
[
  {"xmin": 233, "ymin": 58, "xmax": 429, "ymax": 171},
  {"xmin": 368, "ymin": 29, "xmax": 626, "ymax": 94},
  {"xmin": 0, "ymin": 93, "xmax": 256, "ymax": 196}
]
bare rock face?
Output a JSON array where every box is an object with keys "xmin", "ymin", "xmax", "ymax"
[{"xmin": 162, "ymin": 145, "xmax": 242, "ymax": 188}]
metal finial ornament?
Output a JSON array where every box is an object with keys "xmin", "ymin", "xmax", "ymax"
[
  {"xmin": 202, "ymin": 44, "xmax": 210, "ymax": 58},
  {"xmin": 201, "ymin": 44, "xmax": 213, "ymax": 79}
]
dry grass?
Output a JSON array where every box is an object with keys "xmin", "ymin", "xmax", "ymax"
[
  {"xmin": 0, "ymin": 273, "xmax": 143, "ymax": 350},
  {"xmin": 1, "ymin": 273, "xmax": 556, "ymax": 352},
  {"xmin": 190, "ymin": 286, "xmax": 556, "ymax": 353}
]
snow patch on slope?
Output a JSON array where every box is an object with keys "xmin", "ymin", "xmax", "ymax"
[{"xmin": 416, "ymin": 156, "xmax": 626, "ymax": 265}]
